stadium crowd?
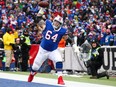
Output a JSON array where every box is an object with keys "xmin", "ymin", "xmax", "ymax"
[{"xmin": 0, "ymin": 0, "xmax": 116, "ymax": 72}]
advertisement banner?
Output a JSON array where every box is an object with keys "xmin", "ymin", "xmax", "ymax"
[{"xmin": 29, "ymin": 45, "xmax": 116, "ymax": 73}]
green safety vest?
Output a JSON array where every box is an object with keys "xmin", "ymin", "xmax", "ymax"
[
  {"xmin": 21, "ymin": 35, "xmax": 31, "ymax": 45},
  {"xmin": 92, "ymin": 47, "xmax": 100, "ymax": 57}
]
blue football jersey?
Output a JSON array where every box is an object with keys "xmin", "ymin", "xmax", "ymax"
[
  {"xmin": 105, "ymin": 34, "xmax": 114, "ymax": 45},
  {"xmin": 40, "ymin": 20, "xmax": 67, "ymax": 51}
]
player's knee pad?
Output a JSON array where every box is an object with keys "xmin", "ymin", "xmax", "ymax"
[{"xmin": 56, "ymin": 62, "xmax": 63, "ymax": 69}]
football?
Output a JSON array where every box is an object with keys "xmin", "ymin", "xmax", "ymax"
[{"xmin": 38, "ymin": 1, "xmax": 49, "ymax": 8}]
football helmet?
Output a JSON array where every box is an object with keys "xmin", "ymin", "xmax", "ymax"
[{"xmin": 53, "ymin": 15, "xmax": 63, "ymax": 30}]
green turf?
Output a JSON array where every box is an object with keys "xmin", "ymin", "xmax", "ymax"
[{"xmin": 1, "ymin": 71, "xmax": 116, "ymax": 86}]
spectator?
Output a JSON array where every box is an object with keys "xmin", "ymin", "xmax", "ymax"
[
  {"xmin": 0, "ymin": 30, "xmax": 4, "ymax": 70},
  {"xmin": 77, "ymin": 29, "xmax": 85, "ymax": 46},
  {"xmin": 1, "ymin": 23, "xmax": 7, "ymax": 34},
  {"xmin": 32, "ymin": 33, "xmax": 42, "ymax": 44},
  {"xmin": 104, "ymin": 29, "xmax": 114, "ymax": 46}
]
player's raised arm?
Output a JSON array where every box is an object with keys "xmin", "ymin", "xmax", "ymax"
[
  {"xmin": 37, "ymin": 1, "xmax": 49, "ymax": 32},
  {"xmin": 37, "ymin": 20, "xmax": 46, "ymax": 32}
]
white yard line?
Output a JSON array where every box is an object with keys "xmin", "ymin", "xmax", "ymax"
[{"xmin": 0, "ymin": 72, "xmax": 114, "ymax": 87}]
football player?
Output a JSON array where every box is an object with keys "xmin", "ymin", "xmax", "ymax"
[{"xmin": 28, "ymin": 15, "xmax": 68, "ymax": 85}]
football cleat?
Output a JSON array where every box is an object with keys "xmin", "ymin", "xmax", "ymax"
[
  {"xmin": 57, "ymin": 76, "xmax": 65, "ymax": 85},
  {"xmin": 28, "ymin": 72, "xmax": 37, "ymax": 82}
]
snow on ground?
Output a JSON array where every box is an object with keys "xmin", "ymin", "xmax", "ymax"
[{"xmin": 0, "ymin": 72, "xmax": 114, "ymax": 87}]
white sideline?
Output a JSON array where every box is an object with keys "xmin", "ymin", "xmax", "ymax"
[{"xmin": 0, "ymin": 72, "xmax": 114, "ymax": 87}]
